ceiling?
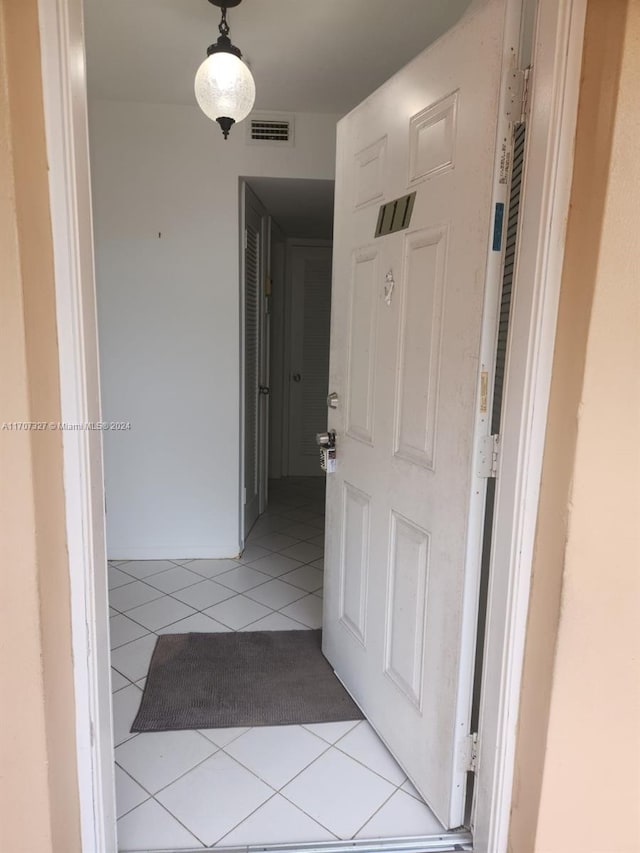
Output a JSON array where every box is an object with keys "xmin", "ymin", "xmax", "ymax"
[
  {"xmin": 247, "ymin": 178, "xmax": 335, "ymax": 239},
  {"xmin": 84, "ymin": 0, "xmax": 472, "ymax": 115}
]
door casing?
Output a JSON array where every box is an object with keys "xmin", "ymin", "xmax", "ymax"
[
  {"xmin": 36, "ymin": 0, "xmax": 587, "ymax": 850},
  {"xmin": 267, "ymin": 220, "xmax": 288, "ymax": 479}
]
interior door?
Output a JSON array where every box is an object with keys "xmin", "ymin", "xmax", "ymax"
[
  {"xmin": 258, "ymin": 218, "xmax": 272, "ymax": 514},
  {"xmin": 287, "ymin": 244, "xmax": 333, "ymax": 477},
  {"xmin": 323, "ymin": 0, "xmax": 508, "ymax": 829},
  {"xmin": 243, "ymin": 187, "xmax": 267, "ymax": 533}
]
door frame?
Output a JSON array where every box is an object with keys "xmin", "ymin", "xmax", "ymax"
[
  {"xmin": 36, "ymin": 0, "xmax": 587, "ymax": 851},
  {"xmin": 267, "ymin": 219, "xmax": 287, "ymax": 479},
  {"xmin": 472, "ymin": 0, "xmax": 587, "ymax": 847}
]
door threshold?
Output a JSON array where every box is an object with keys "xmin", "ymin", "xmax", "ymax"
[{"xmin": 137, "ymin": 831, "xmax": 473, "ymax": 853}]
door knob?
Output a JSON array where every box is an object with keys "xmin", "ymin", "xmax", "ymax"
[
  {"xmin": 316, "ymin": 431, "xmax": 335, "ymax": 447},
  {"xmin": 259, "ymin": 386, "xmax": 270, "ymax": 395},
  {"xmin": 292, "ymin": 373, "xmax": 302, "ymax": 382}
]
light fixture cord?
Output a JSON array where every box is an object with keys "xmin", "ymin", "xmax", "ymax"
[{"xmin": 218, "ymin": 7, "xmax": 230, "ymax": 37}]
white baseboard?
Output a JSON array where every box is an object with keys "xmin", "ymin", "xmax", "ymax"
[{"xmin": 108, "ymin": 544, "xmax": 243, "ymax": 561}]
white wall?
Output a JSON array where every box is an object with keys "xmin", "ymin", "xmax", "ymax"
[{"xmin": 89, "ymin": 100, "xmax": 340, "ymax": 558}]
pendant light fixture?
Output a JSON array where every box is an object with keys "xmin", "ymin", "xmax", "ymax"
[{"xmin": 194, "ymin": 0, "xmax": 256, "ymax": 139}]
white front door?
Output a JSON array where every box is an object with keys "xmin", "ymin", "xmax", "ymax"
[
  {"xmin": 323, "ymin": 0, "xmax": 508, "ymax": 829},
  {"xmin": 287, "ymin": 244, "xmax": 333, "ymax": 476}
]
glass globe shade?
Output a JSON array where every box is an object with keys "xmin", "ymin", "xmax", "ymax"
[{"xmin": 194, "ymin": 52, "xmax": 256, "ymax": 123}]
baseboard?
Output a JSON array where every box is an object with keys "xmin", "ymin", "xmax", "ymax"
[{"xmin": 107, "ymin": 544, "xmax": 243, "ymax": 561}]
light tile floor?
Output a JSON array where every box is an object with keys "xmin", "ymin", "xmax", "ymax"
[{"xmin": 108, "ymin": 478, "xmax": 444, "ymax": 851}]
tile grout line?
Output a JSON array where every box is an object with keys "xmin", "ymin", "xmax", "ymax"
[
  {"xmin": 111, "ymin": 669, "xmax": 139, "ymax": 694},
  {"xmin": 122, "ymin": 719, "xmax": 332, "ymax": 818},
  {"xmin": 110, "ymin": 541, "xmax": 322, "ymax": 585},
  {"xmin": 220, "ymin": 736, "xmax": 345, "ymax": 841},
  {"xmin": 149, "ymin": 796, "xmax": 207, "ymax": 849},
  {"xmin": 123, "ymin": 722, "xmax": 326, "ymax": 808},
  {"xmin": 210, "ymin": 720, "xmax": 410, "ymax": 841},
  {"xmin": 127, "ymin": 743, "xmax": 227, "ymax": 801},
  {"xmin": 109, "ymin": 582, "xmax": 315, "ymax": 658},
  {"xmin": 329, "ymin": 726, "xmax": 410, "ymax": 789},
  {"xmin": 348, "ymin": 785, "xmax": 400, "ymax": 840},
  {"xmin": 109, "ymin": 552, "xmax": 324, "ymax": 634},
  {"xmin": 218, "ymin": 727, "xmax": 335, "ymax": 794},
  {"xmin": 109, "ymin": 545, "xmax": 322, "ymax": 611},
  {"xmin": 114, "ymin": 582, "xmax": 321, "ymax": 635},
  {"xmin": 208, "ymin": 735, "xmax": 341, "ymax": 849},
  {"xmin": 115, "ymin": 758, "xmax": 207, "ymax": 849},
  {"xmin": 116, "ymin": 693, "xmax": 382, "ymax": 838},
  {"xmin": 138, "ymin": 749, "xmax": 286, "ymax": 846},
  {"xmin": 217, "ymin": 786, "xmax": 340, "ymax": 848},
  {"xmin": 400, "ymin": 780, "xmax": 426, "ymax": 803},
  {"xmin": 113, "ymin": 762, "xmax": 153, "ymax": 819},
  {"xmin": 210, "ymin": 790, "xmax": 283, "ymax": 848},
  {"xmin": 230, "ymin": 590, "xmax": 323, "ymax": 631}
]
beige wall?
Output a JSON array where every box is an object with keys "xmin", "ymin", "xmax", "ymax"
[
  {"xmin": 509, "ymin": 1, "xmax": 640, "ymax": 851},
  {"xmin": 0, "ymin": 1, "xmax": 81, "ymax": 851}
]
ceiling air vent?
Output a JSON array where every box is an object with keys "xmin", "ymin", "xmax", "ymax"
[{"xmin": 247, "ymin": 114, "xmax": 295, "ymax": 147}]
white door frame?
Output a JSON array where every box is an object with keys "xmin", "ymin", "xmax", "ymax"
[
  {"xmin": 36, "ymin": 0, "xmax": 586, "ymax": 851},
  {"xmin": 267, "ymin": 219, "xmax": 287, "ymax": 479},
  {"xmin": 472, "ymin": 0, "xmax": 586, "ymax": 847},
  {"xmin": 36, "ymin": 2, "xmax": 117, "ymax": 850}
]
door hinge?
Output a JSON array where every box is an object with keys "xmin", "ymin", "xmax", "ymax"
[
  {"xmin": 243, "ymin": 228, "xmax": 248, "ymax": 250},
  {"xmin": 462, "ymin": 732, "xmax": 479, "ymax": 773},
  {"xmin": 506, "ymin": 66, "xmax": 531, "ymax": 125},
  {"xmin": 477, "ymin": 434, "xmax": 500, "ymax": 478}
]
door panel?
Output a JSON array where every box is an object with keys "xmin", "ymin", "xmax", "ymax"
[
  {"xmin": 243, "ymin": 189, "xmax": 267, "ymax": 534},
  {"xmin": 394, "ymin": 226, "xmax": 447, "ymax": 467},
  {"xmin": 345, "ymin": 247, "xmax": 379, "ymax": 444},
  {"xmin": 258, "ymin": 219, "xmax": 272, "ymax": 515},
  {"xmin": 323, "ymin": 0, "xmax": 507, "ymax": 828},
  {"xmin": 384, "ymin": 511, "xmax": 430, "ymax": 709},
  {"xmin": 339, "ymin": 481, "xmax": 370, "ymax": 644},
  {"xmin": 287, "ymin": 245, "xmax": 333, "ymax": 476}
]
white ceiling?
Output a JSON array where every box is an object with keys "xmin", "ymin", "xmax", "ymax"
[
  {"xmin": 84, "ymin": 0, "xmax": 472, "ymax": 115},
  {"xmin": 247, "ymin": 178, "xmax": 335, "ymax": 238}
]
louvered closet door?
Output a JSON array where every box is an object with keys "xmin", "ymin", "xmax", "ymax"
[
  {"xmin": 287, "ymin": 245, "xmax": 333, "ymax": 477},
  {"xmin": 244, "ymin": 201, "xmax": 262, "ymax": 532}
]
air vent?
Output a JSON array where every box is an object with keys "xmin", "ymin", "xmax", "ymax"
[
  {"xmin": 251, "ymin": 119, "xmax": 289, "ymax": 141},
  {"xmin": 247, "ymin": 114, "xmax": 295, "ymax": 147}
]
